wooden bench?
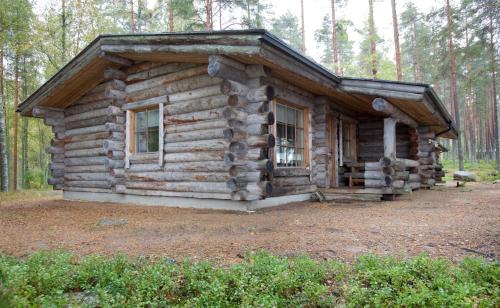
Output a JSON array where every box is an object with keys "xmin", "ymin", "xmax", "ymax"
[{"xmin": 343, "ymin": 162, "xmax": 365, "ymax": 187}]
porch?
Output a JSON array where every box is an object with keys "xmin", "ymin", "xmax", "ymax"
[{"xmin": 313, "ymin": 96, "xmax": 445, "ymax": 199}]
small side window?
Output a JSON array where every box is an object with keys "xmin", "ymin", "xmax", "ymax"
[
  {"xmin": 125, "ymin": 104, "xmax": 164, "ymax": 168},
  {"xmin": 134, "ymin": 108, "xmax": 159, "ymax": 153}
]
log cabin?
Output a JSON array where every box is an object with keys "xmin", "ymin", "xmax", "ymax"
[{"xmin": 18, "ymin": 30, "xmax": 457, "ymax": 211}]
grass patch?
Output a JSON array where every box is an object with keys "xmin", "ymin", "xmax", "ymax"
[
  {"xmin": 442, "ymin": 159, "xmax": 499, "ymax": 182},
  {"xmin": 0, "ymin": 189, "xmax": 60, "ymax": 203},
  {"xmin": 0, "ymin": 251, "xmax": 498, "ymax": 307}
]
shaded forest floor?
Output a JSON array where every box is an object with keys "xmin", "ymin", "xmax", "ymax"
[{"xmin": 0, "ymin": 182, "xmax": 498, "ymax": 264}]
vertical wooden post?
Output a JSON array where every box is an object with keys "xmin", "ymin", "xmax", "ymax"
[
  {"xmin": 327, "ymin": 115, "xmax": 338, "ymax": 188},
  {"xmin": 338, "ymin": 119, "xmax": 343, "ymax": 167},
  {"xmin": 158, "ymin": 103, "xmax": 164, "ymax": 167},
  {"xmin": 384, "ymin": 117, "xmax": 397, "ymax": 158},
  {"xmin": 125, "ymin": 110, "xmax": 131, "ymax": 169}
]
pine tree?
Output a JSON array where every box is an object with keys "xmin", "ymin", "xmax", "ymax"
[
  {"xmin": 391, "ymin": 0, "xmax": 402, "ymax": 81},
  {"xmin": 368, "ymin": 0, "xmax": 377, "ymax": 79},
  {"xmin": 300, "ymin": 0, "xmax": 306, "ymax": 53},
  {"xmin": 0, "ymin": 0, "xmax": 9, "ymax": 191},
  {"xmin": 234, "ymin": 0, "xmax": 271, "ymax": 29},
  {"xmin": 169, "ymin": 0, "xmax": 174, "ymax": 31},
  {"xmin": 0, "ymin": 50, "xmax": 7, "ymax": 191},
  {"xmin": 315, "ymin": 14, "xmax": 353, "ymax": 74},
  {"xmin": 446, "ymin": 0, "xmax": 464, "ymax": 171},
  {"xmin": 330, "ymin": 0, "xmax": 339, "ymax": 74},
  {"xmin": 270, "ymin": 11, "xmax": 302, "ymax": 51}
]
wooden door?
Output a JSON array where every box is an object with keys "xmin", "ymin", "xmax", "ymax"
[{"xmin": 327, "ymin": 115, "xmax": 338, "ymax": 187}]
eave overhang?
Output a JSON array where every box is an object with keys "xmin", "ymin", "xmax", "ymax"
[
  {"xmin": 339, "ymin": 77, "xmax": 458, "ymax": 139},
  {"xmin": 17, "ymin": 30, "xmax": 456, "ymax": 139},
  {"xmin": 18, "ymin": 30, "xmax": 340, "ymax": 116}
]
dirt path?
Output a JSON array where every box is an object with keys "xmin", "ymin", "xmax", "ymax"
[{"xmin": 1, "ymin": 183, "xmax": 498, "ymax": 264}]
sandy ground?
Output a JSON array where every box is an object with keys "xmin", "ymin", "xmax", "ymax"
[{"xmin": 0, "ymin": 183, "xmax": 499, "ymax": 264}]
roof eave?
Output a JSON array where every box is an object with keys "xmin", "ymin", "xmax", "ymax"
[
  {"xmin": 18, "ymin": 30, "xmax": 341, "ymax": 115},
  {"xmin": 424, "ymin": 86, "xmax": 458, "ymax": 139}
]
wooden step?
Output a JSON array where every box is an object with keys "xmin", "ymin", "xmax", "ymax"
[
  {"xmin": 321, "ymin": 188, "xmax": 384, "ymax": 195},
  {"xmin": 322, "ymin": 193, "xmax": 382, "ymax": 203}
]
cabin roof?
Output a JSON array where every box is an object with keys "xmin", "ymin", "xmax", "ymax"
[{"xmin": 17, "ymin": 29, "xmax": 457, "ymax": 138}]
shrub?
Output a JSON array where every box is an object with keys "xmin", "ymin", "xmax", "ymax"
[
  {"xmin": 0, "ymin": 251, "xmax": 498, "ymax": 307},
  {"xmin": 22, "ymin": 169, "xmax": 49, "ymax": 190}
]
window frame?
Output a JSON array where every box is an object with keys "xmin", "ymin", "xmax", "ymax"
[
  {"xmin": 271, "ymin": 99, "xmax": 310, "ymax": 169},
  {"xmin": 125, "ymin": 103, "xmax": 164, "ymax": 168}
]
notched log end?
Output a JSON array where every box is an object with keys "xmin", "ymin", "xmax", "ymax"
[
  {"xmin": 264, "ymin": 85, "xmax": 275, "ymax": 101},
  {"xmin": 224, "ymin": 152, "xmax": 235, "ymax": 166},
  {"xmin": 267, "ymin": 111, "xmax": 275, "ymax": 126}
]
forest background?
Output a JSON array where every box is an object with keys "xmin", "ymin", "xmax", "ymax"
[{"xmin": 0, "ymin": 0, "xmax": 498, "ymax": 191}]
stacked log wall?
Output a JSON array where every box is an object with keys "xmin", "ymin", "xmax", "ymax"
[
  {"xmin": 218, "ymin": 59, "xmax": 275, "ymax": 200},
  {"xmin": 119, "ymin": 58, "xmax": 276, "ymax": 201},
  {"xmin": 33, "ymin": 107, "xmax": 65, "ymax": 190},
  {"xmin": 311, "ymin": 99, "xmax": 329, "ymax": 188},
  {"xmin": 121, "ymin": 61, "xmax": 232, "ymax": 199},
  {"xmin": 33, "ymin": 66, "xmax": 128, "ymax": 193},
  {"xmin": 358, "ymin": 120, "xmax": 412, "ymax": 162},
  {"xmin": 360, "ymin": 118, "xmax": 420, "ymax": 194},
  {"xmin": 62, "ymin": 67, "xmax": 127, "ymax": 193},
  {"xmin": 263, "ymin": 75, "xmax": 317, "ymax": 196},
  {"xmin": 417, "ymin": 127, "xmax": 439, "ymax": 188}
]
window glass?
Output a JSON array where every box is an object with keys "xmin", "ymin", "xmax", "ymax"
[
  {"xmin": 148, "ymin": 109, "xmax": 159, "ymax": 127},
  {"xmin": 134, "ymin": 108, "xmax": 160, "ymax": 153},
  {"xmin": 287, "ymin": 108, "xmax": 296, "ymax": 125},
  {"xmin": 136, "ymin": 112, "xmax": 147, "ymax": 129},
  {"xmin": 276, "ymin": 104, "xmax": 285, "ymax": 123},
  {"xmin": 275, "ymin": 103, "xmax": 306, "ymax": 167}
]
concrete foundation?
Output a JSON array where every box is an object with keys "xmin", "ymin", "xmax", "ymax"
[{"xmin": 63, "ymin": 191, "xmax": 313, "ymax": 212}]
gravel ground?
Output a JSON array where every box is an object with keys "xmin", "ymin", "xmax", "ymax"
[{"xmin": 1, "ymin": 182, "xmax": 498, "ymax": 264}]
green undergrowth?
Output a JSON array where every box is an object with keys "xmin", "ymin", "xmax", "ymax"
[
  {"xmin": 0, "ymin": 251, "xmax": 498, "ymax": 307},
  {"xmin": 0, "ymin": 189, "xmax": 60, "ymax": 203},
  {"xmin": 442, "ymin": 159, "xmax": 499, "ymax": 182}
]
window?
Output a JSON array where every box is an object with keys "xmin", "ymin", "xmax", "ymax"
[
  {"xmin": 275, "ymin": 103, "xmax": 306, "ymax": 167},
  {"xmin": 134, "ymin": 108, "xmax": 159, "ymax": 153},
  {"xmin": 341, "ymin": 121, "xmax": 357, "ymax": 162},
  {"xmin": 125, "ymin": 103, "xmax": 164, "ymax": 168}
]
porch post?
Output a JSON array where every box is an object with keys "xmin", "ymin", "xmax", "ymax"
[{"xmin": 384, "ymin": 117, "xmax": 397, "ymax": 158}]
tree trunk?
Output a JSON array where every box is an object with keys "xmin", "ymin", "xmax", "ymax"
[
  {"xmin": 21, "ymin": 57, "xmax": 28, "ymax": 188},
  {"xmin": 0, "ymin": 49, "xmax": 7, "ymax": 191},
  {"xmin": 300, "ymin": 0, "xmax": 306, "ymax": 53},
  {"xmin": 21, "ymin": 119, "xmax": 28, "ymax": 188},
  {"xmin": 368, "ymin": 0, "xmax": 377, "ymax": 79},
  {"xmin": 13, "ymin": 55, "xmax": 19, "ymax": 190},
  {"xmin": 330, "ymin": 0, "xmax": 339, "ymax": 74},
  {"xmin": 446, "ymin": 0, "xmax": 464, "ymax": 171},
  {"xmin": 218, "ymin": 0, "xmax": 222, "ymax": 30},
  {"xmin": 130, "ymin": 0, "xmax": 136, "ymax": 32},
  {"xmin": 61, "ymin": 0, "xmax": 67, "ymax": 63},
  {"xmin": 205, "ymin": 0, "xmax": 213, "ymax": 30},
  {"xmin": 411, "ymin": 20, "xmax": 422, "ymax": 82},
  {"xmin": 168, "ymin": 0, "xmax": 174, "ymax": 31},
  {"xmin": 390, "ymin": 0, "xmax": 402, "ymax": 81},
  {"xmin": 489, "ymin": 14, "xmax": 499, "ymax": 169}
]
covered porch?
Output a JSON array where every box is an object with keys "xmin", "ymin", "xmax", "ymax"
[{"xmin": 312, "ymin": 78, "xmax": 455, "ymax": 200}]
